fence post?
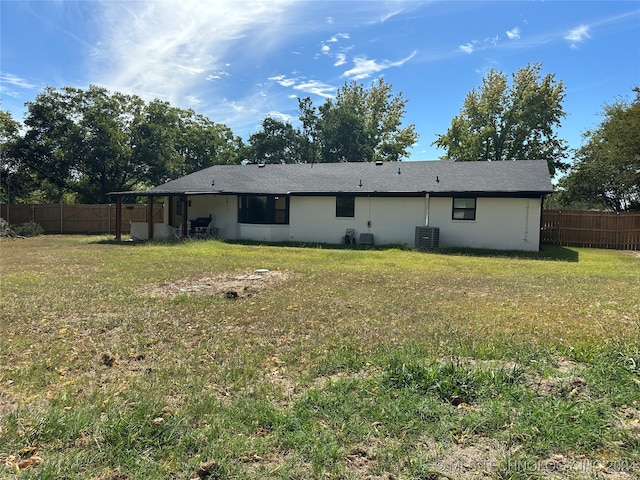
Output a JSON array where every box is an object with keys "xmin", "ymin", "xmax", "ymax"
[
  {"xmin": 557, "ymin": 210, "xmax": 562, "ymax": 245},
  {"xmin": 115, "ymin": 197, "xmax": 122, "ymax": 240}
]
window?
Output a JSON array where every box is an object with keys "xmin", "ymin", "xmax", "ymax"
[
  {"xmin": 238, "ymin": 195, "xmax": 289, "ymax": 224},
  {"xmin": 336, "ymin": 195, "xmax": 355, "ymax": 218},
  {"xmin": 452, "ymin": 197, "xmax": 476, "ymax": 220}
]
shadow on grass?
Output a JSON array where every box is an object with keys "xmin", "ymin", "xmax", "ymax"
[
  {"xmin": 434, "ymin": 244, "xmax": 579, "ymax": 262},
  {"xmin": 92, "ymin": 236, "xmax": 185, "ymax": 247},
  {"xmin": 93, "ymin": 237, "xmax": 579, "ymax": 261}
]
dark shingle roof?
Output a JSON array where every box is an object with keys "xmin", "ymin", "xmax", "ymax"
[{"xmin": 134, "ymin": 160, "xmax": 552, "ymax": 197}]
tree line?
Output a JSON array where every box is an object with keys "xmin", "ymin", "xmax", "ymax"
[{"xmin": 1, "ymin": 63, "xmax": 638, "ymax": 210}]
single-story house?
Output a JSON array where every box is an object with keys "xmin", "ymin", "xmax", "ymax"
[{"xmin": 110, "ymin": 160, "xmax": 553, "ymax": 251}]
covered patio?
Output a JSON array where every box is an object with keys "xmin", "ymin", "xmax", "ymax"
[{"xmin": 109, "ymin": 192, "xmax": 190, "ymax": 241}]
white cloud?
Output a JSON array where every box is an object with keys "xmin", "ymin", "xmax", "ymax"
[
  {"xmin": 206, "ymin": 71, "xmax": 231, "ymax": 81},
  {"xmin": 0, "ymin": 73, "xmax": 37, "ymax": 90},
  {"xmin": 269, "ymin": 75, "xmax": 336, "ymax": 98},
  {"xmin": 334, "ymin": 53, "xmax": 347, "ymax": 67},
  {"xmin": 269, "ymin": 75, "xmax": 297, "ymax": 88},
  {"xmin": 565, "ymin": 24, "xmax": 591, "ymax": 48},
  {"xmin": 458, "ymin": 33, "xmax": 501, "ymax": 54},
  {"xmin": 185, "ymin": 95, "xmax": 202, "ymax": 106},
  {"xmin": 94, "ymin": 0, "xmax": 299, "ymax": 104},
  {"xmin": 321, "ymin": 33, "xmax": 350, "ymax": 58},
  {"xmin": 266, "ymin": 110, "xmax": 294, "ymax": 123},
  {"xmin": 0, "ymin": 73, "xmax": 39, "ymax": 100},
  {"xmin": 341, "ymin": 51, "xmax": 417, "ymax": 80},
  {"xmin": 459, "ymin": 43, "xmax": 474, "ymax": 54},
  {"xmin": 506, "ymin": 27, "xmax": 520, "ymax": 40},
  {"xmin": 328, "ymin": 33, "xmax": 350, "ymax": 42},
  {"xmin": 379, "ymin": 9, "xmax": 403, "ymax": 23},
  {"xmin": 294, "ymin": 79, "xmax": 336, "ymax": 97},
  {"xmin": 177, "ymin": 65, "xmax": 206, "ymax": 75}
]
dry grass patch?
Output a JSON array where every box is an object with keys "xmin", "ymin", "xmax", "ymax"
[
  {"xmin": 1, "ymin": 237, "xmax": 639, "ymax": 479},
  {"xmin": 139, "ymin": 269, "xmax": 294, "ymax": 299},
  {"xmin": 419, "ymin": 435, "xmax": 509, "ymax": 479}
]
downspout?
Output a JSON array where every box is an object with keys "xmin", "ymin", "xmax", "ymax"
[
  {"xmin": 523, "ymin": 199, "xmax": 530, "ymax": 242},
  {"xmin": 538, "ymin": 194, "xmax": 545, "ymax": 251},
  {"xmin": 425, "ymin": 193, "xmax": 430, "ymax": 226}
]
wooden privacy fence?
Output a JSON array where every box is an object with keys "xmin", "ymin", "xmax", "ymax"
[
  {"xmin": 541, "ymin": 210, "xmax": 640, "ymax": 250},
  {"xmin": 1, "ymin": 204, "xmax": 163, "ymax": 235}
]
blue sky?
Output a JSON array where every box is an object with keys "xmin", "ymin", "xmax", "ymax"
[{"xmin": 1, "ymin": 0, "xmax": 639, "ymax": 162}]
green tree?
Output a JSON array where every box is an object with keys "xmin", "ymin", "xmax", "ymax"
[
  {"xmin": 1, "ymin": 108, "xmax": 67, "ymax": 203},
  {"xmin": 297, "ymin": 97, "xmax": 320, "ymax": 164},
  {"xmin": 300, "ymin": 78, "xmax": 418, "ymax": 163},
  {"xmin": 0, "ymin": 110, "xmax": 21, "ymax": 204},
  {"xmin": 12, "ymin": 86, "xmax": 145, "ymax": 203},
  {"xmin": 177, "ymin": 113, "xmax": 243, "ymax": 173},
  {"xmin": 434, "ymin": 63, "xmax": 568, "ymax": 174},
  {"xmin": 11, "ymin": 86, "xmax": 243, "ymax": 203},
  {"xmin": 245, "ymin": 117, "xmax": 304, "ymax": 164},
  {"xmin": 556, "ymin": 88, "xmax": 640, "ymax": 211}
]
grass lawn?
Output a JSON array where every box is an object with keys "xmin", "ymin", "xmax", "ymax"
[{"xmin": 0, "ymin": 236, "xmax": 638, "ymax": 479}]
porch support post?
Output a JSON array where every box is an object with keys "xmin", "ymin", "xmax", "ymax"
[
  {"xmin": 147, "ymin": 197, "xmax": 154, "ymax": 240},
  {"xmin": 168, "ymin": 196, "xmax": 174, "ymax": 228},
  {"xmin": 181, "ymin": 195, "xmax": 188, "ymax": 237},
  {"xmin": 115, "ymin": 196, "xmax": 122, "ymax": 240}
]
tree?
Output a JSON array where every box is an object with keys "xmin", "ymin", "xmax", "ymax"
[
  {"xmin": 245, "ymin": 117, "xmax": 304, "ymax": 164},
  {"xmin": 297, "ymin": 97, "xmax": 320, "ymax": 164},
  {"xmin": 177, "ymin": 113, "xmax": 243, "ymax": 173},
  {"xmin": 556, "ymin": 88, "xmax": 640, "ymax": 211},
  {"xmin": 299, "ymin": 78, "xmax": 418, "ymax": 163},
  {"xmin": 10, "ymin": 86, "xmax": 243, "ymax": 203},
  {"xmin": 434, "ymin": 63, "xmax": 568, "ymax": 174},
  {"xmin": 0, "ymin": 110, "xmax": 21, "ymax": 204}
]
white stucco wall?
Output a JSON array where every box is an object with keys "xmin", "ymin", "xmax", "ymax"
[
  {"xmin": 170, "ymin": 193, "xmax": 542, "ymax": 250},
  {"xmin": 428, "ymin": 196, "xmax": 542, "ymax": 251},
  {"xmin": 288, "ymin": 196, "xmax": 426, "ymax": 245}
]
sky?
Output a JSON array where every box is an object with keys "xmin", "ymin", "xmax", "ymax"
[{"xmin": 1, "ymin": 0, "xmax": 639, "ymax": 163}]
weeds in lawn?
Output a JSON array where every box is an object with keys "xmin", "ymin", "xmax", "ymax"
[{"xmin": 0, "ymin": 236, "xmax": 638, "ymax": 479}]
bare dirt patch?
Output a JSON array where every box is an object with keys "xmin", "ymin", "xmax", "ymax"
[
  {"xmin": 531, "ymin": 375, "xmax": 590, "ymax": 399},
  {"xmin": 420, "ymin": 435, "xmax": 508, "ymax": 479},
  {"xmin": 139, "ymin": 269, "xmax": 294, "ymax": 299},
  {"xmin": 523, "ymin": 357, "xmax": 590, "ymax": 399}
]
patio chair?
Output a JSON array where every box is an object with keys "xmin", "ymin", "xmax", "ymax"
[{"xmin": 344, "ymin": 228, "xmax": 356, "ymax": 245}]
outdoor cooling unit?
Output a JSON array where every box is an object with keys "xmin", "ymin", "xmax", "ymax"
[{"xmin": 415, "ymin": 226, "xmax": 440, "ymax": 249}]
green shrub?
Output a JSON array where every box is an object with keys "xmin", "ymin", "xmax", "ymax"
[{"xmin": 12, "ymin": 221, "xmax": 45, "ymax": 237}]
